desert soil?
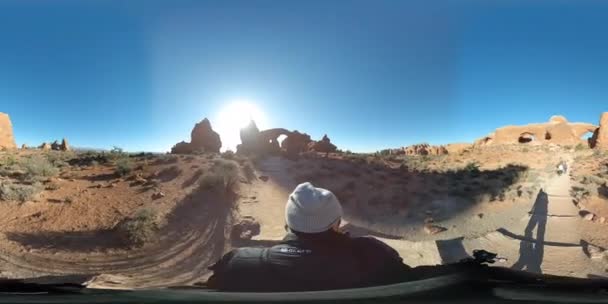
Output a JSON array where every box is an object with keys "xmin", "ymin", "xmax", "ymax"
[{"xmin": 0, "ymin": 146, "xmax": 607, "ymax": 288}]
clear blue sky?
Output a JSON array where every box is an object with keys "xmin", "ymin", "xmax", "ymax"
[{"xmin": 1, "ymin": 0, "xmax": 607, "ymax": 152}]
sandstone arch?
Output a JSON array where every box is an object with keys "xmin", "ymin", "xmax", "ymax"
[{"xmin": 475, "ymin": 115, "xmax": 598, "ymax": 147}]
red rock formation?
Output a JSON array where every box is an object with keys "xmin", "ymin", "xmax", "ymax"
[
  {"xmin": 171, "ymin": 118, "xmax": 222, "ymax": 154},
  {"xmin": 190, "ymin": 118, "xmax": 221, "ymax": 153},
  {"xmin": 0, "ymin": 112, "xmax": 16, "ymax": 149},
  {"xmin": 591, "ymin": 112, "xmax": 608, "ymax": 149},
  {"xmin": 308, "ymin": 134, "xmax": 337, "ymax": 153},
  {"xmin": 236, "ymin": 120, "xmax": 311, "ymax": 156},
  {"xmin": 281, "ymin": 131, "xmax": 312, "ymax": 156},
  {"xmin": 170, "ymin": 141, "xmax": 191, "ymax": 154},
  {"xmin": 474, "ymin": 115, "xmax": 597, "ymax": 147},
  {"xmin": 403, "ymin": 143, "xmax": 448, "ymax": 156},
  {"xmin": 60, "ymin": 138, "xmax": 70, "ymax": 151}
]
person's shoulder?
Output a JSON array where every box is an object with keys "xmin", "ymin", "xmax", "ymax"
[
  {"xmin": 350, "ymin": 236, "xmax": 400, "ymax": 258},
  {"xmin": 209, "ymin": 247, "xmax": 266, "ymax": 270}
]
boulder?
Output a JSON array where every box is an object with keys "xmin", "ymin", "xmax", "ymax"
[
  {"xmin": 423, "ymin": 223, "xmax": 447, "ymax": 235},
  {"xmin": 21, "ymin": 144, "xmax": 27, "ymax": 149},
  {"xmin": 308, "ymin": 134, "xmax": 337, "ymax": 153},
  {"xmin": 592, "ymin": 112, "xmax": 608, "ymax": 150},
  {"xmin": 231, "ymin": 216, "xmax": 261, "ymax": 240},
  {"xmin": 60, "ymin": 138, "xmax": 70, "ymax": 151},
  {"xmin": 190, "ymin": 118, "xmax": 221, "ymax": 153},
  {"xmin": 0, "ymin": 112, "xmax": 16, "ymax": 149},
  {"xmin": 40, "ymin": 142, "xmax": 51, "ymax": 150}
]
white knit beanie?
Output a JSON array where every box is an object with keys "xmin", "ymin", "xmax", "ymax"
[{"xmin": 285, "ymin": 182, "xmax": 343, "ymax": 233}]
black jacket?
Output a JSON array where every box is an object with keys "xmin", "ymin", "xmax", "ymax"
[{"xmin": 206, "ymin": 231, "xmax": 411, "ymax": 292}]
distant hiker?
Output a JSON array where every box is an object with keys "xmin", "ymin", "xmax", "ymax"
[
  {"xmin": 206, "ymin": 182, "xmax": 411, "ymax": 292},
  {"xmin": 557, "ymin": 163, "xmax": 564, "ymax": 175}
]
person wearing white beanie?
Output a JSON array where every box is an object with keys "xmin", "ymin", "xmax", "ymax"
[
  {"xmin": 207, "ymin": 182, "xmax": 410, "ymax": 292},
  {"xmin": 285, "ymin": 182, "xmax": 343, "ymax": 234}
]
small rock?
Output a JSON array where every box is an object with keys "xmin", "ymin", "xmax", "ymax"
[
  {"xmin": 96, "ymin": 184, "xmax": 102, "ymax": 189},
  {"xmin": 600, "ymin": 217, "xmax": 606, "ymax": 224},
  {"xmin": 259, "ymin": 175, "xmax": 269, "ymax": 182},
  {"xmin": 424, "ymin": 224, "xmax": 447, "ymax": 235},
  {"xmin": 152, "ymin": 192, "xmax": 165, "ymax": 200},
  {"xmin": 477, "ymin": 213, "xmax": 484, "ymax": 219},
  {"xmin": 584, "ymin": 213, "xmax": 596, "ymax": 221},
  {"xmin": 587, "ymin": 244, "xmax": 606, "ymax": 260},
  {"xmin": 250, "ymin": 196, "xmax": 256, "ymax": 200},
  {"xmin": 232, "ymin": 216, "xmax": 261, "ymax": 240}
]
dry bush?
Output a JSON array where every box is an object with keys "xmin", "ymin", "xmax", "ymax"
[
  {"xmin": 221, "ymin": 150, "xmax": 236, "ymax": 160},
  {"xmin": 0, "ymin": 182, "xmax": 43, "ymax": 202},
  {"xmin": 199, "ymin": 159, "xmax": 240, "ymax": 194},
  {"xmin": 114, "ymin": 157, "xmax": 134, "ymax": 176},
  {"xmin": 22, "ymin": 156, "xmax": 59, "ymax": 181},
  {"xmin": 241, "ymin": 160, "xmax": 256, "ymax": 181},
  {"xmin": 115, "ymin": 208, "xmax": 159, "ymax": 246}
]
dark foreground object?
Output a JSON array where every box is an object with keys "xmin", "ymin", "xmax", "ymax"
[{"xmin": 1, "ymin": 257, "xmax": 608, "ymax": 304}]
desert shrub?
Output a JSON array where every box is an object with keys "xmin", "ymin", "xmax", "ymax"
[
  {"xmin": 22, "ymin": 156, "xmax": 59, "ymax": 181},
  {"xmin": 377, "ymin": 149, "xmax": 392, "ymax": 156},
  {"xmin": 593, "ymin": 150, "xmax": 607, "ymax": 158},
  {"xmin": 581, "ymin": 175, "xmax": 605, "ymax": 186},
  {"xmin": 571, "ymin": 185, "xmax": 593, "ymax": 200},
  {"xmin": 0, "ymin": 182, "xmax": 43, "ymax": 202},
  {"xmin": 115, "ymin": 208, "xmax": 159, "ymax": 246},
  {"xmin": 464, "ymin": 161, "xmax": 480, "ymax": 173},
  {"xmin": 199, "ymin": 159, "xmax": 240, "ymax": 193},
  {"xmin": 44, "ymin": 151, "xmax": 74, "ymax": 167},
  {"xmin": 221, "ymin": 150, "xmax": 236, "ymax": 160},
  {"xmin": 241, "ymin": 160, "xmax": 256, "ymax": 181},
  {"xmin": 575, "ymin": 143, "xmax": 587, "ymax": 151},
  {"xmin": 69, "ymin": 151, "xmax": 109, "ymax": 167},
  {"xmin": 114, "ymin": 157, "xmax": 134, "ymax": 176},
  {"xmin": 45, "ymin": 181, "xmax": 60, "ymax": 190},
  {"xmin": 1, "ymin": 154, "xmax": 18, "ymax": 166}
]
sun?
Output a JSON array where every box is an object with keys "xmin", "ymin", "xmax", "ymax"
[{"xmin": 214, "ymin": 100, "xmax": 268, "ymax": 151}]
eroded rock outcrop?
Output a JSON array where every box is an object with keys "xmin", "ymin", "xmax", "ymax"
[
  {"xmin": 40, "ymin": 142, "xmax": 51, "ymax": 150},
  {"xmin": 0, "ymin": 113, "xmax": 16, "ymax": 149},
  {"xmin": 474, "ymin": 115, "xmax": 597, "ymax": 147},
  {"xmin": 236, "ymin": 120, "xmax": 316, "ymax": 156},
  {"xmin": 171, "ymin": 118, "xmax": 222, "ymax": 154},
  {"xmin": 308, "ymin": 134, "xmax": 337, "ymax": 154},
  {"xmin": 591, "ymin": 112, "xmax": 608, "ymax": 150},
  {"xmin": 60, "ymin": 138, "xmax": 70, "ymax": 151},
  {"xmin": 236, "ymin": 120, "xmax": 293, "ymax": 155},
  {"xmin": 400, "ymin": 143, "xmax": 448, "ymax": 156},
  {"xmin": 281, "ymin": 131, "xmax": 312, "ymax": 156}
]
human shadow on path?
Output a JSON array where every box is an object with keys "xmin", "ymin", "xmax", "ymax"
[{"xmin": 511, "ymin": 189, "xmax": 548, "ymax": 274}]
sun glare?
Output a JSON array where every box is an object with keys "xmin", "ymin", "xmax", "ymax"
[{"xmin": 215, "ymin": 100, "xmax": 268, "ymax": 152}]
